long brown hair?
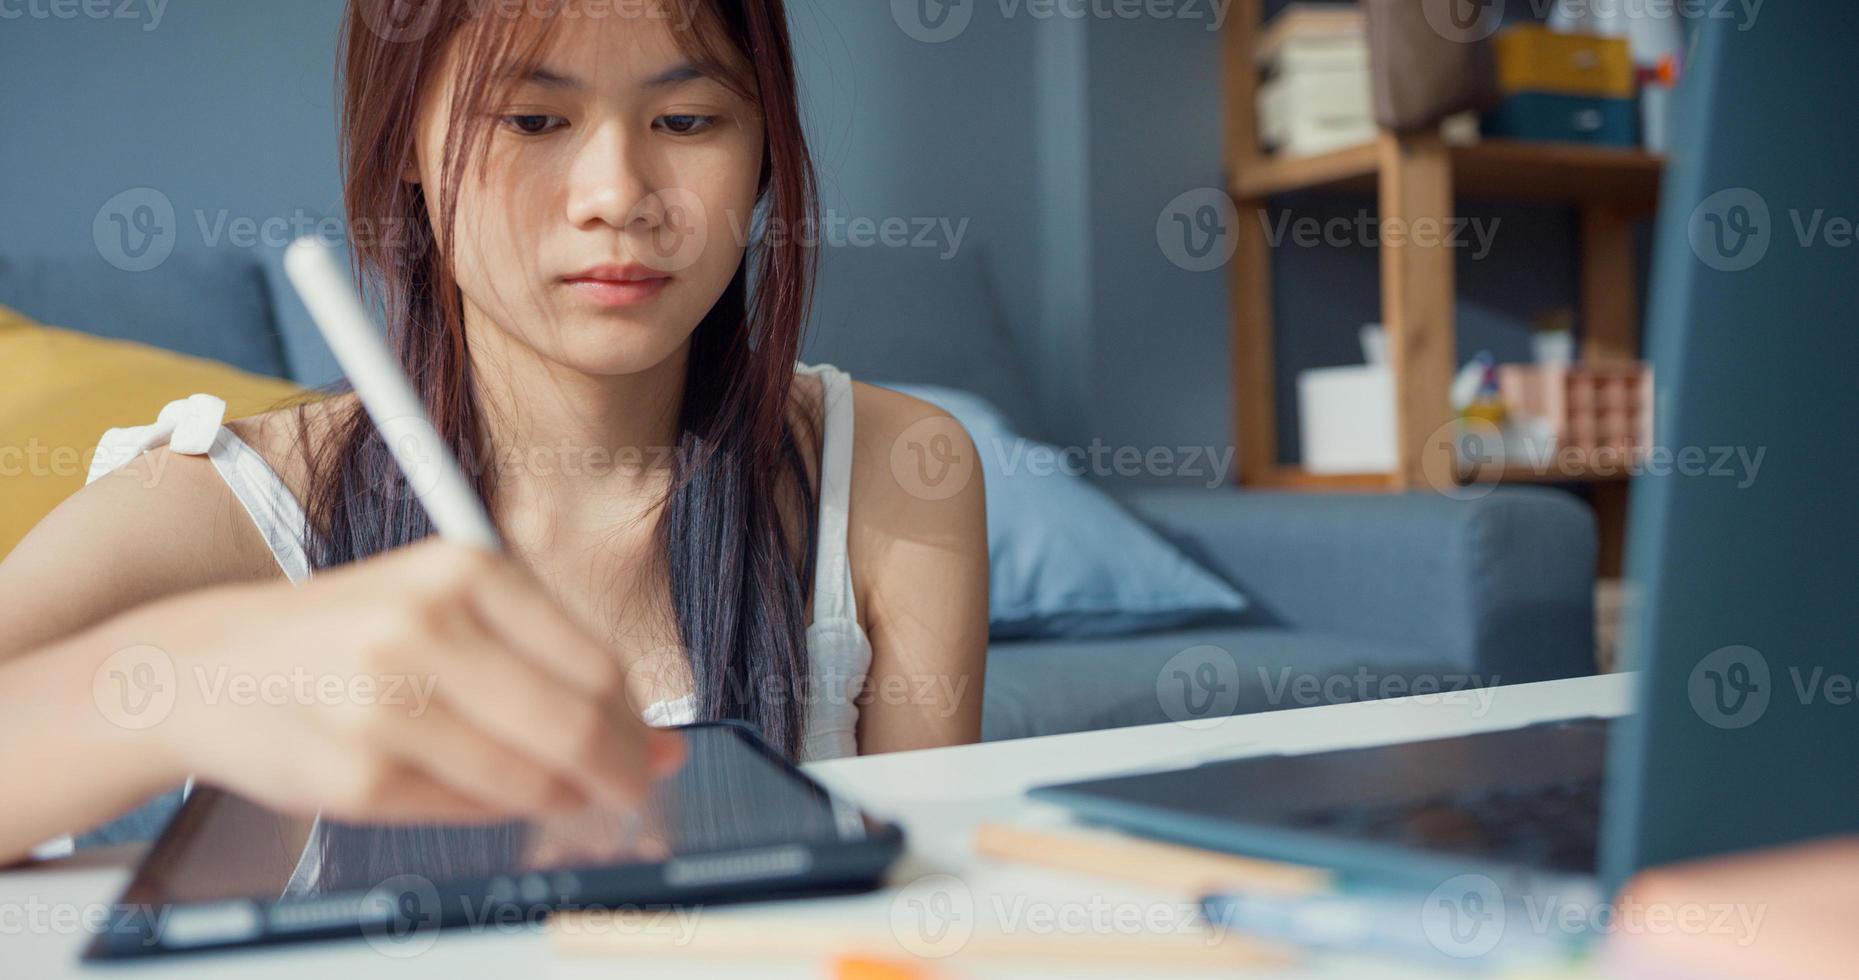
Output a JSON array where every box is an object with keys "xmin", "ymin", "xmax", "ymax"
[{"xmin": 302, "ymin": 0, "xmax": 822, "ymax": 759}]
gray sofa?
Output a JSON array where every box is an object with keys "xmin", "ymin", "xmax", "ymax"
[{"xmin": 1, "ymin": 247, "xmax": 1598, "ymax": 751}]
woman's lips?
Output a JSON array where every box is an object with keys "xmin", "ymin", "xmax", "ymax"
[{"xmin": 562, "ymin": 275, "xmax": 671, "ymax": 308}]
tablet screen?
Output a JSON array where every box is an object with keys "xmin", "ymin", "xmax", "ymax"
[{"xmin": 118, "ymin": 722, "xmax": 877, "ymax": 909}]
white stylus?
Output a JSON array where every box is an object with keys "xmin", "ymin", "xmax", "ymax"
[{"xmin": 282, "ymin": 237, "xmax": 503, "ymax": 553}]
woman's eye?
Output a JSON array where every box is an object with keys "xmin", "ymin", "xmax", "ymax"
[
  {"xmin": 502, "ymin": 114, "xmax": 564, "ymax": 136},
  {"xmin": 655, "ymin": 114, "xmax": 717, "ymax": 136}
]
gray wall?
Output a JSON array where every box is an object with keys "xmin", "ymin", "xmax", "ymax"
[{"xmin": 1, "ymin": 1, "xmax": 1610, "ymax": 478}]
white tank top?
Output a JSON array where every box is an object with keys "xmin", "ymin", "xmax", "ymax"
[{"xmin": 80, "ymin": 361, "xmax": 872, "ymax": 762}]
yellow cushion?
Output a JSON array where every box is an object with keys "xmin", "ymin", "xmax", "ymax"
[{"xmin": 0, "ymin": 304, "xmax": 307, "ymax": 559}]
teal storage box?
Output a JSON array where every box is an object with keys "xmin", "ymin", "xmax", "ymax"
[{"xmin": 1481, "ymin": 92, "xmax": 1639, "ymax": 147}]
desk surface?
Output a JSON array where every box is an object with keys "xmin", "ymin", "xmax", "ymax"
[{"xmin": 6, "ymin": 673, "xmax": 1634, "ymax": 978}]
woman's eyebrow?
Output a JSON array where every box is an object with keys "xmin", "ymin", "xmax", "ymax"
[{"xmin": 513, "ymin": 63, "xmax": 708, "ymax": 91}]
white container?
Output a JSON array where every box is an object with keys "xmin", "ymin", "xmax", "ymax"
[
  {"xmin": 1258, "ymin": 62, "xmax": 1374, "ymax": 158},
  {"xmin": 1298, "ymin": 364, "xmax": 1396, "ymax": 474}
]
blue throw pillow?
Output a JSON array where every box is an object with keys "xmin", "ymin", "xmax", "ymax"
[{"xmin": 886, "ymin": 384, "xmax": 1248, "ymax": 640}]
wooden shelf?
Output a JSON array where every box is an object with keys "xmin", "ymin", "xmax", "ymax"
[
  {"xmin": 1232, "ymin": 139, "xmax": 1665, "ymax": 208},
  {"xmin": 1456, "ymin": 459, "xmax": 1637, "ymax": 485},
  {"xmin": 1249, "ymin": 467, "xmax": 1395, "ymax": 492},
  {"xmin": 1254, "ymin": 461, "xmax": 1633, "ymax": 492},
  {"xmin": 1220, "ymin": 0, "xmax": 1649, "ymax": 574}
]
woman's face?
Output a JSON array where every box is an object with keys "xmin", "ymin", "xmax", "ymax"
[{"xmin": 411, "ymin": 9, "xmax": 764, "ymax": 378}]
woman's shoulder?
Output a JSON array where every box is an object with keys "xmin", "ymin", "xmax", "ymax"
[
  {"xmin": 0, "ymin": 392, "xmax": 357, "ymax": 653},
  {"xmin": 222, "ymin": 392, "xmax": 360, "ymax": 506},
  {"xmin": 834, "ymin": 376, "xmax": 986, "ymax": 609}
]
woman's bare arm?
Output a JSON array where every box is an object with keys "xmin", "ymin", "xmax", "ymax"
[{"xmin": 845, "ymin": 384, "xmax": 990, "ymax": 754}]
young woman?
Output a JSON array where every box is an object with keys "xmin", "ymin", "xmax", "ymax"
[{"xmin": 0, "ymin": 0, "xmax": 988, "ymax": 867}]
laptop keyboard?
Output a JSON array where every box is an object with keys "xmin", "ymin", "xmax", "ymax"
[{"xmin": 1291, "ymin": 775, "xmax": 1604, "ymax": 874}]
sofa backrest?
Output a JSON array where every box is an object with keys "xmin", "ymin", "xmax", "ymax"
[
  {"xmin": 3, "ymin": 244, "xmax": 1042, "ymax": 433},
  {"xmin": 0, "ymin": 252, "xmax": 288, "ymax": 380}
]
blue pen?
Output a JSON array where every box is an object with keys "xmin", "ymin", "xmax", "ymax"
[{"xmin": 1201, "ymin": 882, "xmax": 1589, "ymax": 970}]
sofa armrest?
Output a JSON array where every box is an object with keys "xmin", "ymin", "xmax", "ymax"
[{"xmin": 1119, "ymin": 487, "xmax": 1597, "ymax": 684}]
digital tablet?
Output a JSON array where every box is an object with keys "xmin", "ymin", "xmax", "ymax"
[{"xmin": 84, "ymin": 721, "xmax": 904, "ymax": 960}]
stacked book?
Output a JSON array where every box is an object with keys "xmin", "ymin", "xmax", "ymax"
[
  {"xmin": 1255, "ymin": 3, "xmax": 1373, "ymax": 158},
  {"xmin": 1482, "ymin": 25, "xmax": 1639, "ymax": 147}
]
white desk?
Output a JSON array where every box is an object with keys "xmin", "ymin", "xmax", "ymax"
[{"xmin": 6, "ymin": 673, "xmax": 1633, "ymax": 978}]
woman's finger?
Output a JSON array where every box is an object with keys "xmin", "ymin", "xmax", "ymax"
[{"xmin": 357, "ymin": 696, "xmax": 590, "ymax": 817}]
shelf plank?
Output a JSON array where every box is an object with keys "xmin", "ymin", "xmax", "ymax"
[
  {"xmin": 1456, "ymin": 461, "xmax": 1635, "ymax": 485},
  {"xmin": 1232, "ymin": 139, "xmax": 1665, "ymax": 208},
  {"xmin": 1249, "ymin": 467, "xmax": 1396, "ymax": 492},
  {"xmin": 1455, "ymin": 141, "xmax": 1665, "ymax": 207},
  {"xmin": 1232, "ymin": 142, "xmax": 1381, "ymax": 200},
  {"xmin": 1256, "ymin": 457, "xmax": 1637, "ymax": 490}
]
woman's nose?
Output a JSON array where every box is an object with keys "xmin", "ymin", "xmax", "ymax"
[{"xmin": 563, "ymin": 122, "xmax": 659, "ymax": 232}]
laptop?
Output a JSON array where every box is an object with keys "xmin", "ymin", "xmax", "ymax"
[{"xmin": 1034, "ymin": 6, "xmax": 1859, "ymax": 904}]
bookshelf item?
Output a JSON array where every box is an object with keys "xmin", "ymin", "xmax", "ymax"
[{"xmin": 1222, "ymin": 0, "xmax": 1663, "ymax": 575}]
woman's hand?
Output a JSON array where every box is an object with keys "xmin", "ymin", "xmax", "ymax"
[{"xmin": 116, "ymin": 538, "xmax": 684, "ymax": 826}]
